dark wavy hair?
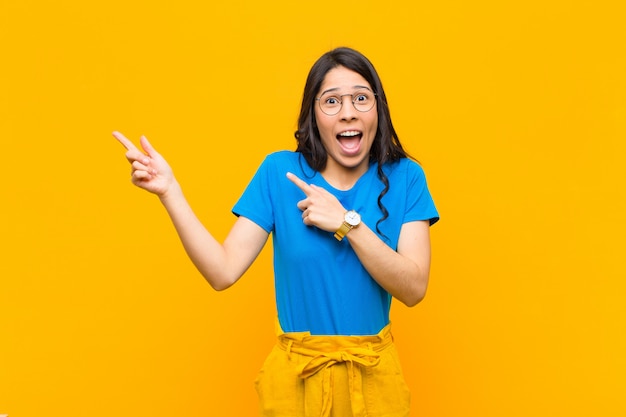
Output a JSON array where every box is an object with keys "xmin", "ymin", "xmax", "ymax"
[{"xmin": 294, "ymin": 47, "xmax": 409, "ymax": 237}]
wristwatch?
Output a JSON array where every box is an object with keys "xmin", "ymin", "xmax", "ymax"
[{"xmin": 334, "ymin": 210, "xmax": 361, "ymax": 241}]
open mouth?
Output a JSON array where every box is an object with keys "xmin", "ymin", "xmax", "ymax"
[{"xmin": 336, "ymin": 130, "xmax": 363, "ymax": 152}]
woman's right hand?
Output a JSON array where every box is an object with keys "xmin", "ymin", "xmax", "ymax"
[{"xmin": 113, "ymin": 131, "xmax": 177, "ymax": 198}]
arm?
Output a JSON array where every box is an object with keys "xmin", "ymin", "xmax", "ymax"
[
  {"xmin": 113, "ymin": 132, "xmax": 269, "ymax": 290},
  {"xmin": 159, "ymin": 186, "xmax": 269, "ymax": 290},
  {"xmin": 286, "ymin": 172, "xmax": 431, "ymax": 306},
  {"xmin": 345, "ymin": 220, "xmax": 431, "ymax": 307}
]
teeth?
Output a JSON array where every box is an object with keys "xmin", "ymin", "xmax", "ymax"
[{"xmin": 338, "ymin": 131, "xmax": 361, "ymax": 137}]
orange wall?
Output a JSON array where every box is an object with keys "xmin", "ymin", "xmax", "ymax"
[{"xmin": 1, "ymin": 1, "xmax": 625, "ymax": 416}]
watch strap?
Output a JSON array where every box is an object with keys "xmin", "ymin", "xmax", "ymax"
[{"xmin": 334, "ymin": 221, "xmax": 353, "ymax": 241}]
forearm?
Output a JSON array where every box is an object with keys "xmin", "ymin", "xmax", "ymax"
[
  {"xmin": 158, "ymin": 182, "xmax": 235, "ymax": 290},
  {"xmin": 284, "ymin": 172, "xmax": 432, "ymax": 304},
  {"xmin": 347, "ymin": 223, "xmax": 429, "ymax": 307}
]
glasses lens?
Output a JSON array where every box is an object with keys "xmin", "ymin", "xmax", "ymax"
[
  {"xmin": 353, "ymin": 91, "xmax": 375, "ymax": 112},
  {"xmin": 319, "ymin": 94, "xmax": 342, "ymax": 115}
]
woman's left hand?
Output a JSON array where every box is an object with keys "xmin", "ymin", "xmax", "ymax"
[{"xmin": 286, "ymin": 172, "xmax": 346, "ymax": 232}]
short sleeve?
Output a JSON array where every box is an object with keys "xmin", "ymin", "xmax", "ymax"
[
  {"xmin": 232, "ymin": 156, "xmax": 275, "ymax": 233},
  {"xmin": 404, "ymin": 162, "xmax": 439, "ymax": 226}
]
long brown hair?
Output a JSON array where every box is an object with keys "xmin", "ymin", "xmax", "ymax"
[{"xmin": 294, "ymin": 47, "xmax": 410, "ymax": 237}]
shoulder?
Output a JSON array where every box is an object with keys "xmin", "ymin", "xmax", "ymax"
[
  {"xmin": 259, "ymin": 150, "xmax": 301, "ymax": 169},
  {"xmin": 383, "ymin": 157, "xmax": 426, "ymax": 180},
  {"xmin": 264, "ymin": 150, "xmax": 299, "ymax": 162},
  {"xmin": 260, "ymin": 151, "xmax": 315, "ymax": 177}
]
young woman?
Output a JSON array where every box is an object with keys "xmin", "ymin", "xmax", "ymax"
[{"xmin": 114, "ymin": 47, "xmax": 439, "ymax": 417}]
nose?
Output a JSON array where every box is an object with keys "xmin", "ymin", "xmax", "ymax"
[{"xmin": 338, "ymin": 94, "xmax": 358, "ymax": 120}]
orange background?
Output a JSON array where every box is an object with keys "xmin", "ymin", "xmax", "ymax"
[{"xmin": 1, "ymin": 1, "xmax": 625, "ymax": 416}]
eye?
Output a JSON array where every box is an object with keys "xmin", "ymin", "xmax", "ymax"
[
  {"xmin": 325, "ymin": 96, "xmax": 340, "ymax": 105},
  {"xmin": 355, "ymin": 93, "xmax": 370, "ymax": 102}
]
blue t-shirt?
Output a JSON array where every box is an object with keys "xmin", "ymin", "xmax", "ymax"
[{"xmin": 232, "ymin": 151, "xmax": 439, "ymax": 336}]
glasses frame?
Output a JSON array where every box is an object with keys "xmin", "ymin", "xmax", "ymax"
[{"xmin": 315, "ymin": 90, "xmax": 378, "ymax": 116}]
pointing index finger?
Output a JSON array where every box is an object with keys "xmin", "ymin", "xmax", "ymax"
[
  {"xmin": 286, "ymin": 172, "xmax": 312, "ymax": 195},
  {"xmin": 112, "ymin": 131, "xmax": 138, "ymax": 151}
]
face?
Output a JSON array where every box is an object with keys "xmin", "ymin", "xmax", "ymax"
[{"xmin": 315, "ymin": 66, "xmax": 378, "ymax": 178}]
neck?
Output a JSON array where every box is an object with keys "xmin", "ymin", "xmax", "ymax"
[{"xmin": 321, "ymin": 160, "xmax": 369, "ymax": 191}]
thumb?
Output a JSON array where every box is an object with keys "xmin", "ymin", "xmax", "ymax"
[{"xmin": 139, "ymin": 135, "xmax": 160, "ymax": 158}]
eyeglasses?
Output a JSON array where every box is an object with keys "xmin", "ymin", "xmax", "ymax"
[{"xmin": 315, "ymin": 89, "xmax": 377, "ymax": 116}]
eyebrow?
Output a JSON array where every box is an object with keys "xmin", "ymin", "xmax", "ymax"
[{"xmin": 319, "ymin": 85, "xmax": 373, "ymax": 96}]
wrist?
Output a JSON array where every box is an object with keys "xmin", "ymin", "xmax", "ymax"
[
  {"xmin": 334, "ymin": 210, "xmax": 361, "ymax": 241},
  {"xmin": 158, "ymin": 180, "xmax": 183, "ymax": 204}
]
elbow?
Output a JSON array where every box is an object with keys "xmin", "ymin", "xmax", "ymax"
[
  {"xmin": 404, "ymin": 267, "xmax": 430, "ymax": 307},
  {"xmin": 209, "ymin": 281, "xmax": 234, "ymax": 291},
  {"xmin": 400, "ymin": 280, "xmax": 428, "ymax": 307},
  {"xmin": 402, "ymin": 292, "xmax": 426, "ymax": 307},
  {"xmin": 204, "ymin": 272, "xmax": 238, "ymax": 292}
]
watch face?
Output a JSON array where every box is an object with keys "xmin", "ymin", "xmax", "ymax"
[{"xmin": 345, "ymin": 210, "xmax": 361, "ymax": 226}]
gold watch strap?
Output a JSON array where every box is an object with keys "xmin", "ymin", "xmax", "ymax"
[{"xmin": 334, "ymin": 221, "xmax": 353, "ymax": 241}]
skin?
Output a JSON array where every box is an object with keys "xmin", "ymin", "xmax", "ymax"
[
  {"xmin": 314, "ymin": 66, "xmax": 378, "ymax": 190},
  {"xmin": 113, "ymin": 68, "xmax": 432, "ymax": 306},
  {"xmin": 113, "ymin": 132, "xmax": 269, "ymax": 291}
]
